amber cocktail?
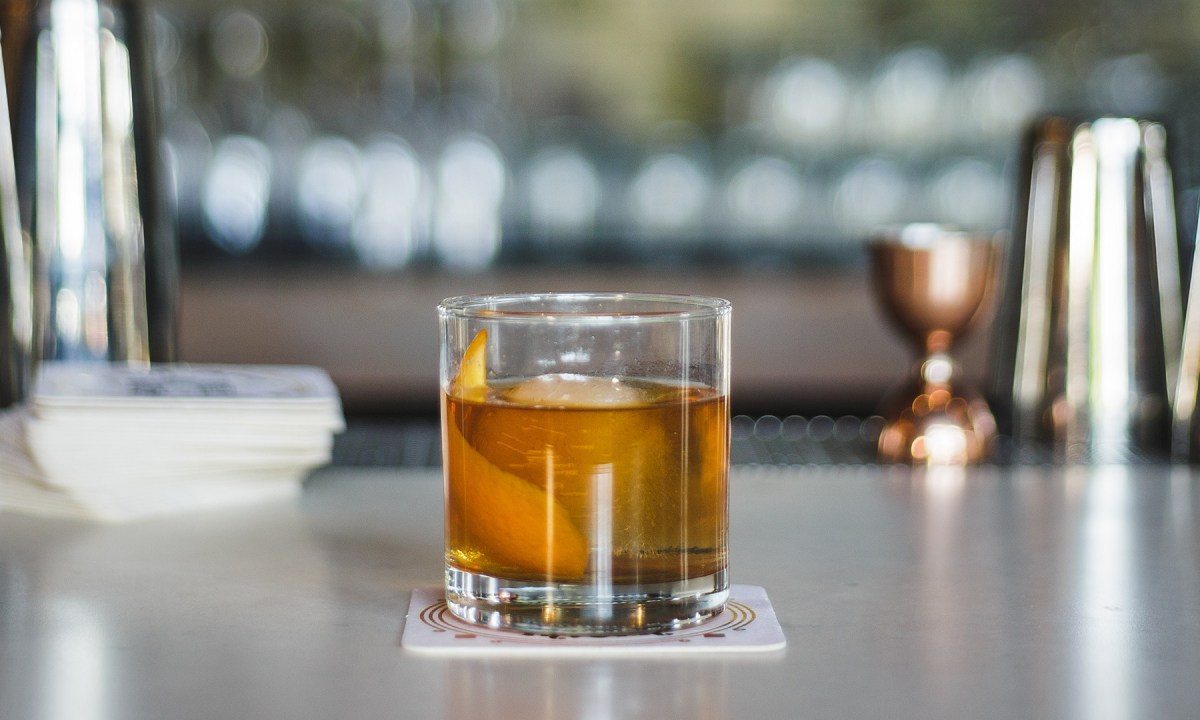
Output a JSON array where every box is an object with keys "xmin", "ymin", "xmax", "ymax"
[{"xmin": 438, "ymin": 293, "xmax": 731, "ymax": 635}]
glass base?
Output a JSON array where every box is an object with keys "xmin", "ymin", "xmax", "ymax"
[{"xmin": 445, "ymin": 565, "xmax": 729, "ymax": 636}]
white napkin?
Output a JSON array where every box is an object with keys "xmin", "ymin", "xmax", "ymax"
[{"xmin": 0, "ymin": 362, "xmax": 345, "ymax": 522}]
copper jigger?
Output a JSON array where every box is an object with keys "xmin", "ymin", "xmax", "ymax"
[{"xmin": 869, "ymin": 224, "xmax": 998, "ymax": 465}]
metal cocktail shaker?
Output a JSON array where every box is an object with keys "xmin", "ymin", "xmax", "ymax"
[
  {"xmin": 1171, "ymin": 186, "xmax": 1200, "ymax": 461},
  {"xmin": 4, "ymin": 0, "xmax": 176, "ymax": 368},
  {"xmin": 0, "ymin": 33, "xmax": 32, "ymax": 408},
  {"xmin": 989, "ymin": 116, "xmax": 1182, "ymax": 463}
]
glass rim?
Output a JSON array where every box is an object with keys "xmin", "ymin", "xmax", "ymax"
[{"xmin": 438, "ymin": 292, "xmax": 731, "ymax": 323}]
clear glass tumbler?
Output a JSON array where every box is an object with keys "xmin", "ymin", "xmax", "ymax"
[{"xmin": 438, "ymin": 292, "xmax": 731, "ymax": 635}]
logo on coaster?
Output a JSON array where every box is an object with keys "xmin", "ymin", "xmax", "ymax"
[{"xmin": 401, "ymin": 585, "xmax": 786, "ymax": 654}]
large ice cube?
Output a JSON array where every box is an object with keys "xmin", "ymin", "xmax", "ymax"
[{"xmin": 501, "ymin": 373, "xmax": 675, "ymax": 408}]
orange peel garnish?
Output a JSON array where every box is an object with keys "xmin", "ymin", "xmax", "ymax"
[
  {"xmin": 453, "ymin": 329, "xmax": 488, "ymax": 401},
  {"xmin": 444, "ymin": 411, "xmax": 588, "ymax": 579}
]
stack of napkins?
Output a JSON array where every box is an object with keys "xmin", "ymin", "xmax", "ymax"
[{"xmin": 0, "ymin": 362, "xmax": 345, "ymax": 521}]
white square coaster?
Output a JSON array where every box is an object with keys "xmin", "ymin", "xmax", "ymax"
[{"xmin": 400, "ymin": 584, "xmax": 786, "ymax": 656}]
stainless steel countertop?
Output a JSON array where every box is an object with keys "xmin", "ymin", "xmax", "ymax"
[{"xmin": 2, "ymin": 464, "xmax": 1198, "ymax": 719}]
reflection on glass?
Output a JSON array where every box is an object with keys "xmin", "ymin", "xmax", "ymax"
[
  {"xmin": 162, "ymin": 114, "xmax": 213, "ymax": 231},
  {"xmin": 446, "ymin": 0, "xmax": 509, "ymax": 54},
  {"xmin": 302, "ymin": 5, "xmax": 364, "ymax": 75},
  {"xmin": 353, "ymin": 136, "xmax": 426, "ymax": 270},
  {"xmin": 871, "ymin": 47, "xmax": 950, "ymax": 149},
  {"xmin": 210, "ymin": 8, "xmax": 269, "ymax": 80},
  {"xmin": 45, "ymin": 0, "xmax": 101, "ymax": 359},
  {"xmin": 757, "ymin": 57, "xmax": 849, "ymax": 149},
  {"xmin": 926, "ymin": 158, "xmax": 1006, "ymax": 231},
  {"xmin": 833, "ymin": 158, "xmax": 909, "ymax": 235},
  {"xmin": 376, "ymin": 0, "xmax": 416, "ymax": 55},
  {"xmin": 1087, "ymin": 54, "xmax": 1166, "ymax": 116},
  {"xmin": 723, "ymin": 156, "xmax": 807, "ymax": 244},
  {"xmin": 99, "ymin": 27, "xmax": 150, "ymax": 361},
  {"xmin": 202, "ymin": 135, "xmax": 272, "ymax": 255},
  {"xmin": 963, "ymin": 54, "xmax": 1044, "ymax": 140},
  {"xmin": 526, "ymin": 145, "xmax": 601, "ymax": 244},
  {"xmin": 296, "ymin": 136, "xmax": 364, "ymax": 256},
  {"xmin": 432, "ymin": 133, "xmax": 506, "ymax": 270},
  {"xmin": 151, "ymin": 10, "xmax": 182, "ymax": 79},
  {"xmin": 628, "ymin": 152, "xmax": 711, "ymax": 245}
]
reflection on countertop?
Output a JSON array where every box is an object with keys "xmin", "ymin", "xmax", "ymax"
[{"xmin": 1, "ymin": 463, "xmax": 1198, "ymax": 719}]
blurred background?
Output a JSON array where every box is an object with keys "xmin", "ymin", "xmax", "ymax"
[{"xmin": 101, "ymin": 0, "xmax": 1200, "ymax": 419}]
